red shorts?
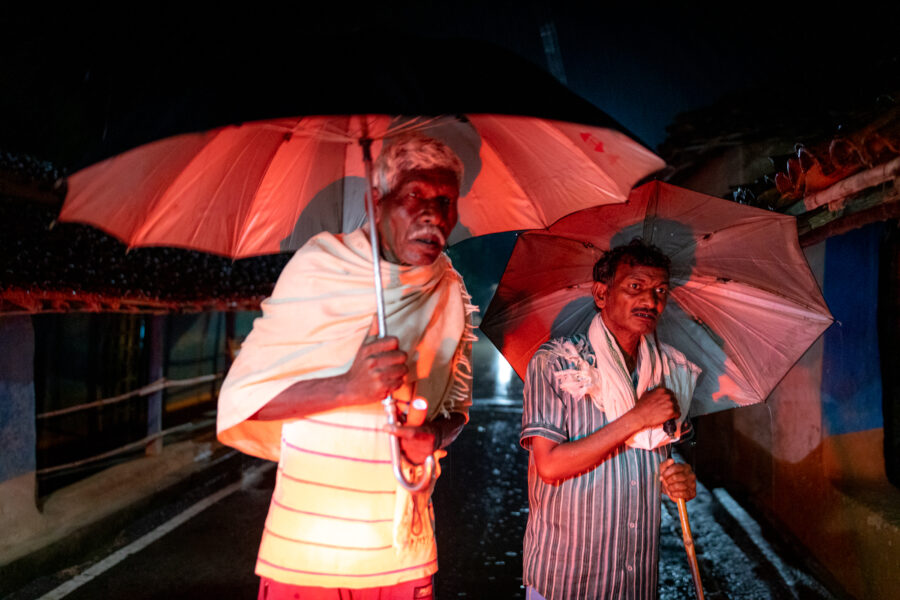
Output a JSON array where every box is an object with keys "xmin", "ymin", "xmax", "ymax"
[{"xmin": 258, "ymin": 576, "xmax": 434, "ymax": 600}]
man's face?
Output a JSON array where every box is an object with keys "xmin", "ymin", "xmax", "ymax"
[
  {"xmin": 593, "ymin": 261, "xmax": 670, "ymax": 343},
  {"xmin": 374, "ymin": 168, "xmax": 460, "ymax": 266}
]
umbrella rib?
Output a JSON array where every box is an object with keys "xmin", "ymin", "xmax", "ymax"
[
  {"xmin": 389, "ymin": 115, "xmax": 457, "ymax": 138},
  {"xmin": 280, "ymin": 116, "xmax": 450, "ymax": 144},
  {"xmin": 531, "ymin": 118, "xmax": 631, "ymax": 206},
  {"xmin": 182, "ymin": 129, "xmax": 276, "ymax": 251},
  {"xmin": 672, "ymin": 284, "xmax": 831, "ymax": 398},
  {"xmin": 129, "ymin": 130, "xmax": 224, "ymax": 248},
  {"xmin": 232, "ymin": 128, "xmax": 317, "ymax": 256},
  {"xmin": 664, "ymin": 214, "xmax": 794, "ymax": 264},
  {"xmin": 474, "ymin": 119, "xmax": 550, "ymax": 227},
  {"xmin": 680, "ymin": 263, "xmax": 830, "ymax": 313},
  {"xmin": 282, "ymin": 118, "xmax": 359, "ymax": 143},
  {"xmin": 235, "ymin": 117, "xmax": 364, "ymax": 256}
]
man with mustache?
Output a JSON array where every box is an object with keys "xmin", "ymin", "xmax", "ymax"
[
  {"xmin": 217, "ymin": 133, "xmax": 474, "ymax": 600},
  {"xmin": 520, "ymin": 240, "xmax": 699, "ymax": 600}
]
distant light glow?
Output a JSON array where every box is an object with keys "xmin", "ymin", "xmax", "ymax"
[{"xmin": 495, "ymin": 352, "xmax": 513, "ymax": 397}]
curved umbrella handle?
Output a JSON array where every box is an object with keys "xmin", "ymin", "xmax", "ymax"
[
  {"xmin": 383, "ymin": 395, "xmax": 436, "ymax": 492},
  {"xmin": 360, "ymin": 135, "xmax": 435, "ymax": 492}
]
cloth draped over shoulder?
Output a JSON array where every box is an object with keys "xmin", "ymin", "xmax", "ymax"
[
  {"xmin": 216, "ymin": 228, "xmax": 476, "ymax": 588},
  {"xmin": 552, "ymin": 313, "xmax": 701, "ymax": 450},
  {"xmin": 217, "ymin": 228, "xmax": 476, "ymax": 461}
]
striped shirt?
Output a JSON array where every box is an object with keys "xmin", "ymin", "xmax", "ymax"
[
  {"xmin": 521, "ymin": 334, "xmax": 668, "ymax": 600},
  {"xmin": 256, "ymin": 402, "xmax": 439, "ymax": 588}
]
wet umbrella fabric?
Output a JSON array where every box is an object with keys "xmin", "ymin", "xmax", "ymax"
[
  {"xmin": 60, "ymin": 114, "xmax": 664, "ymax": 259},
  {"xmin": 479, "ymin": 180, "xmax": 833, "ymax": 417}
]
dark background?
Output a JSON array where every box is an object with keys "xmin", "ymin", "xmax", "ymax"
[{"xmin": 3, "ymin": 1, "xmax": 899, "ymax": 171}]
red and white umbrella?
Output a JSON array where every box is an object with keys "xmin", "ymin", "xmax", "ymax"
[
  {"xmin": 61, "ymin": 114, "xmax": 664, "ymax": 258},
  {"xmin": 480, "ymin": 180, "xmax": 833, "ymax": 417}
]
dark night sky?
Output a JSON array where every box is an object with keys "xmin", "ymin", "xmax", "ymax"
[
  {"xmin": 373, "ymin": 2, "xmax": 900, "ymax": 147},
  {"xmin": 2, "ymin": 2, "xmax": 899, "ymax": 166}
]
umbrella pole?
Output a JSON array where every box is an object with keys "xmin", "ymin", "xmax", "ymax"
[
  {"xmin": 657, "ymin": 369, "xmax": 704, "ymax": 600},
  {"xmin": 360, "ymin": 137, "xmax": 435, "ymax": 493},
  {"xmin": 677, "ymin": 497, "xmax": 705, "ymax": 600},
  {"xmin": 359, "ymin": 138, "xmax": 388, "ymax": 337}
]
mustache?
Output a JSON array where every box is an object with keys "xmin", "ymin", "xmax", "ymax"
[{"xmin": 409, "ymin": 225, "xmax": 447, "ymax": 247}]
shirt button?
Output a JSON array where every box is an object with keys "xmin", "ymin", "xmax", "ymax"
[
  {"xmin": 629, "ymin": 522, "xmax": 636, "ymax": 528},
  {"xmin": 627, "ymin": 565, "xmax": 633, "ymax": 572},
  {"xmin": 630, "ymin": 480, "xmax": 637, "ymax": 486}
]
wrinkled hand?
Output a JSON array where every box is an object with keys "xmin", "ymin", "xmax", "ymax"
[
  {"xmin": 342, "ymin": 336, "xmax": 408, "ymax": 406},
  {"xmin": 631, "ymin": 387, "xmax": 680, "ymax": 429},
  {"xmin": 659, "ymin": 458, "xmax": 696, "ymax": 501},
  {"xmin": 383, "ymin": 423, "xmax": 437, "ymax": 465}
]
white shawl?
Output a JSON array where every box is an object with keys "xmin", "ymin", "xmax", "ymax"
[
  {"xmin": 555, "ymin": 313, "xmax": 701, "ymax": 450},
  {"xmin": 216, "ymin": 228, "xmax": 476, "ymax": 461}
]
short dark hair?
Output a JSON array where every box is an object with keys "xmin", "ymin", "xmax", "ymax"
[{"xmin": 592, "ymin": 239, "xmax": 671, "ymax": 284}]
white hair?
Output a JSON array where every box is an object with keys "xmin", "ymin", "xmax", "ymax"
[{"xmin": 374, "ymin": 132, "xmax": 464, "ymax": 196}]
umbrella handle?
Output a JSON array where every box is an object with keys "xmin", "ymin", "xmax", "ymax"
[
  {"xmin": 383, "ymin": 394, "xmax": 436, "ymax": 492},
  {"xmin": 677, "ymin": 498, "xmax": 706, "ymax": 600},
  {"xmin": 361, "ymin": 136, "xmax": 435, "ymax": 492}
]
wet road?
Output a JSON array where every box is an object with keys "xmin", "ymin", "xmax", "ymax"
[{"xmin": 10, "ymin": 397, "xmax": 837, "ymax": 600}]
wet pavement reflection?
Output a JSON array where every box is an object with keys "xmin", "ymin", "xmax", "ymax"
[{"xmin": 432, "ymin": 338, "xmax": 836, "ymax": 599}]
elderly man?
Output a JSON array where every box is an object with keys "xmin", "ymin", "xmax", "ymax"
[
  {"xmin": 217, "ymin": 134, "xmax": 475, "ymax": 600},
  {"xmin": 521, "ymin": 239, "xmax": 699, "ymax": 600}
]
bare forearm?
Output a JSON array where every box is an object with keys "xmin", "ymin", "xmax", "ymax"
[
  {"xmin": 530, "ymin": 384, "xmax": 682, "ymax": 484},
  {"xmin": 534, "ymin": 411, "xmax": 644, "ymax": 482},
  {"xmin": 250, "ymin": 336, "xmax": 410, "ymax": 421},
  {"xmin": 250, "ymin": 375, "xmax": 356, "ymax": 421}
]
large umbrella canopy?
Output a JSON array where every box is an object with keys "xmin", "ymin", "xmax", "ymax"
[
  {"xmin": 60, "ymin": 114, "xmax": 664, "ymax": 258},
  {"xmin": 480, "ymin": 181, "xmax": 833, "ymax": 416}
]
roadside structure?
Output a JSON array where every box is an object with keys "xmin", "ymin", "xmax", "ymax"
[
  {"xmin": 0, "ymin": 157, "xmax": 278, "ymax": 591},
  {"xmin": 659, "ymin": 80, "xmax": 900, "ymax": 599}
]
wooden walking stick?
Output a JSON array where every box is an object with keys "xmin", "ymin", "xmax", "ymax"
[
  {"xmin": 658, "ymin": 335, "xmax": 705, "ymax": 600},
  {"xmin": 676, "ymin": 497, "xmax": 705, "ymax": 600}
]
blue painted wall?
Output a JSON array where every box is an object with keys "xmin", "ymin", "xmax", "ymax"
[
  {"xmin": 0, "ymin": 316, "xmax": 36, "ymax": 482},
  {"xmin": 821, "ymin": 223, "xmax": 884, "ymax": 436}
]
